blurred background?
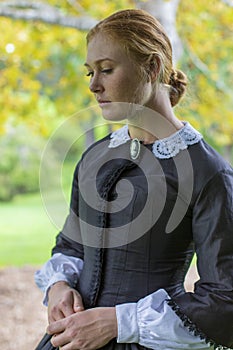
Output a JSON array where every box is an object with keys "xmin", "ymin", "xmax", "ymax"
[{"xmin": 0, "ymin": 0, "xmax": 232, "ymax": 349}]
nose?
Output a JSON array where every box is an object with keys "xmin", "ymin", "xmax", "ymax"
[{"xmin": 89, "ymin": 73, "xmax": 103, "ymax": 93}]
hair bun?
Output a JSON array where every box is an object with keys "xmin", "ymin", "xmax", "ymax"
[{"xmin": 169, "ymin": 69, "xmax": 188, "ymax": 107}]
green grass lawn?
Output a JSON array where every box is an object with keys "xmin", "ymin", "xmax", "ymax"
[
  {"xmin": 0, "ymin": 191, "xmax": 67, "ymax": 267},
  {"xmin": 0, "ymin": 160, "xmax": 76, "ymax": 267},
  {"xmin": 0, "ymin": 182, "xmax": 197, "ymax": 268}
]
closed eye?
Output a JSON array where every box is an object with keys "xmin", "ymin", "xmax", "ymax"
[
  {"xmin": 86, "ymin": 69, "xmax": 112, "ymax": 78},
  {"xmin": 101, "ymin": 69, "xmax": 113, "ymax": 74}
]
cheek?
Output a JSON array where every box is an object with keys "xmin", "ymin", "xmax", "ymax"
[
  {"xmin": 111, "ymin": 71, "xmax": 139, "ymax": 102},
  {"xmin": 119, "ymin": 81, "xmax": 138, "ymax": 103},
  {"xmin": 114, "ymin": 77, "xmax": 130, "ymax": 97}
]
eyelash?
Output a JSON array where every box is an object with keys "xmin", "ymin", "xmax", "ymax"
[
  {"xmin": 86, "ymin": 69, "xmax": 113, "ymax": 77},
  {"xmin": 102, "ymin": 69, "xmax": 113, "ymax": 74},
  {"xmin": 86, "ymin": 72, "xmax": 93, "ymax": 77}
]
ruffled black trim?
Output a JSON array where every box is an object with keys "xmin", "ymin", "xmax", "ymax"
[{"xmin": 167, "ymin": 299, "xmax": 232, "ymax": 350}]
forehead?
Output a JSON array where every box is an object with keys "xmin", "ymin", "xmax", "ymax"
[{"xmin": 86, "ymin": 33, "xmax": 128, "ymax": 65}]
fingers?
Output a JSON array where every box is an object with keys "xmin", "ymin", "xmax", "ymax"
[
  {"xmin": 49, "ymin": 302, "xmax": 73, "ymax": 322},
  {"xmin": 48, "ymin": 308, "xmax": 116, "ymax": 350},
  {"xmin": 48, "ymin": 299, "xmax": 72, "ymax": 323},
  {"xmin": 73, "ymin": 291, "xmax": 84, "ymax": 312},
  {"xmin": 48, "ymin": 318, "xmax": 74, "ymax": 349},
  {"xmin": 60, "ymin": 298, "xmax": 75, "ymax": 318},
  {"xmin": 47, "ymin": 318, "xmax": 65, "ymax": 335},
  {"xmin": 51, "ymin": 334, "xmax": 68, "ymax": 349},
  {"xmin": 48, "ymin": 289, "xmax": 81, "ymax": 322},
  {"xmin": 48, "ymin": 307, "xmax": 65, "ymax": 323}
]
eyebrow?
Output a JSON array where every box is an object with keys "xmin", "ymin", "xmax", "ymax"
[{"xmin": 84, "ymin": 58, "xmax": 115, "ymax": 67}]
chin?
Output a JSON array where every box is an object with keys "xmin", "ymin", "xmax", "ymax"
[
  {"xmin": 102, "ymin": 112, "xmax": 125, "ymax": 121},
  {"xmin": 100, "ymin": 101, "xmax": 145, "ymax": 121},
  {"xmin": 100, "ymin": 102, "xmax": 130, "ymax": 121}
]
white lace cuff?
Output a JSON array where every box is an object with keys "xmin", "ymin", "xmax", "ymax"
[
  {"xmin": 34, "ymin": 253, "xmax": 84, "ymax": 305},
  {"xmin": 116, "ymin": 289, "xmax": 213, "ymax": 350}
]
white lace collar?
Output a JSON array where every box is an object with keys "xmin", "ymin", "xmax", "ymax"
[{"xmin": 109, "ymin": 122, "xmax": 202, "ymax": 159}]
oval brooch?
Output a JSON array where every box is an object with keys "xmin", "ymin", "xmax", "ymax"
[{"xmin": 130, "ymin": 138, "xmax": 141, "ymax": 160}]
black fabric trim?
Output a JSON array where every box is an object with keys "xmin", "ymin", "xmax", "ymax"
[
  {"xmin": 89, "ymin": 160, "xmax": 135, "ymax": 307},
  {"xmin": 167, "ymin": 299, "xmax": 232, "ymax": 350},
  {"xmin": 34, "ymin": 333, "xmax": 57, "ymax": 350}
]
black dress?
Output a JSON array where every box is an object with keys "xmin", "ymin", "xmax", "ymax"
[{"xmin": 36, "ymin": 127, "xmax": 233, "ymax": 350}]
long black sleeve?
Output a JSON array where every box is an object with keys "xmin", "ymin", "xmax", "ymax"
[{"xmin": 171, "ymin": 169, "xmax": 233, "ymax": 348}]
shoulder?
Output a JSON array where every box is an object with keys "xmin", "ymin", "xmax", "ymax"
[
  {"xmin": 188, "ymin": 138, "xmax": 233, "ymax": 203},
  {"xmin": 72, "ymin": 133, "xmax": 111, "ymax": 177},
  {"xmin": 189, "ymin": 138, "xmax": 232, "ymax": 177},
  {"xmin": 81, "ymin": 133, "xmax": 111, "ymax": 159}
]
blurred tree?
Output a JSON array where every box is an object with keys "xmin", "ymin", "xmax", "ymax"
[
  {"xmin": 0, "ymin": 0, "xmax": 135, "ymax": 201},
  {"xmin": 0, "ymin": 0, "xmax": 134, "ymax": 137},
  {"xmin": 0, "ymin": 0, "xmax": 232, "ymax": 158},
  {"xmin": 0, "ymin": 124, "xmax": 58, "ymax": 200},
  {"xmin": 176, "ymin": 0, "xmax": 233, "ymax": 160},
  {"xmin": 135, "ymin": 0, "xmax": 183, "ymax": 63}
]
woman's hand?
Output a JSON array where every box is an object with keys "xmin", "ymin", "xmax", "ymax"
[
  {"xmin": 47, "ymin": 307, "xmax": 118, "ymax": 350},
  {"xmin": 47, "ymin": 281, "xmax": 84, "ymax": 323}
]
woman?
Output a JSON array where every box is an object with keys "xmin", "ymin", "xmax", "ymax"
[{"xmin": 35, "ymin": 9, "xmax": 233, "ymax": 350}]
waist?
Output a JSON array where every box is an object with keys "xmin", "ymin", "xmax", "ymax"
[{"xmin": 91, "ymin": 281, "xmax": 185, "ymax": 307}]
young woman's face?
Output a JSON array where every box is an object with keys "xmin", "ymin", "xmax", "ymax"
[{"xmin": 85, "ymin": 33, "xmax": 153, "ymax": 120}]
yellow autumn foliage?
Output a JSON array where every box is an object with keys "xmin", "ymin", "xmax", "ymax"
[
  {"xmin": 177, "ymin": 0, "xmax": 233, "ymax": 148},
  {"xmin": 0, "ymin": 0, "xmax": 232, "ymax": 151}
]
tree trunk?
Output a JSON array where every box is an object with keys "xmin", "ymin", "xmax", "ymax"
[{"xmin": 135, "ymin": 0, "xmax": 183, "ymax": 64}]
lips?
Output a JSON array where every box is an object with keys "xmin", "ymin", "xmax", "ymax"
[
  {"xmin": 97, "ymin": 99, "xmax": 111, "ymax": 107},
  {"xmin": 97, "ymin": 99, "xmax": 111, "ymax": 103}
]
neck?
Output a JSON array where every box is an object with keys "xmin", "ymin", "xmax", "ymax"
[
  {"xmin": 128, "ymin": 126, "xmax": 157, "ymax": 144},
  {"xmin": 128, "ymin": 85, "xmax": 183, "ymax": 142}
]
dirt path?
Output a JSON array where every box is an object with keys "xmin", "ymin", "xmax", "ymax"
[
  {"xmin": 0, "ymin": 266, "xmax": 47, "ymax": 350},
  {"xmin": 0, "ymin": 265, "xmax": 199, "ymax": 350}
]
